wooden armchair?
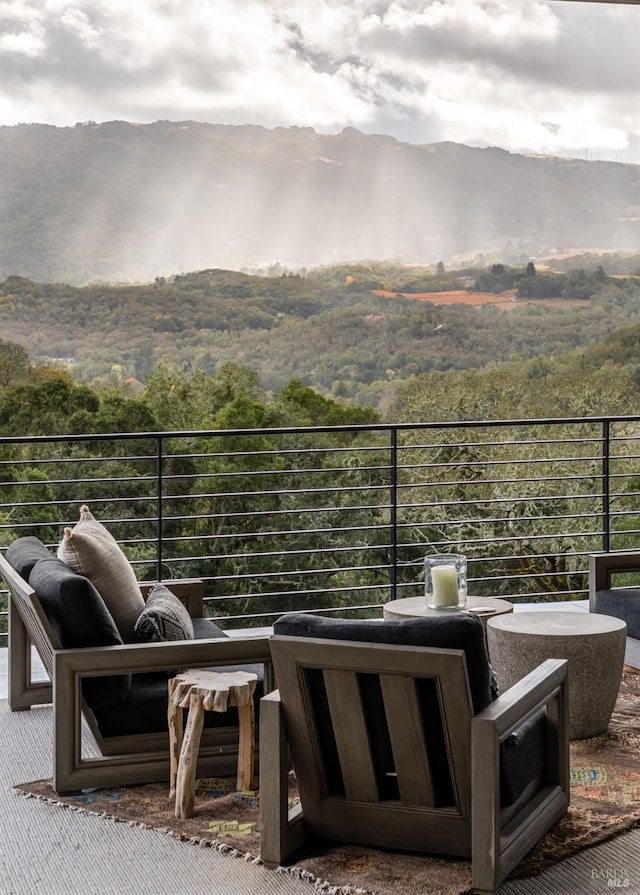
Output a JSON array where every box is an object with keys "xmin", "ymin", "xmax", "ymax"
[
  {"xmin": 0, "ymin": 551, "xmax": 272, "ymax": 794},
  {"xmin": 589, "ymin": 551, "xmax": 640, "ymax": 637},
  {"xmin": 260, "ymin": 613, "xmax": 569, "ymax": 895}
]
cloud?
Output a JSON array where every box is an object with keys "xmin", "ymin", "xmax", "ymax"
[{"xmin": 0, "ymin": 0, "xmax": 637, "ymax": 161}]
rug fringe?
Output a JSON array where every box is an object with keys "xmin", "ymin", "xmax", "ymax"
[{"xmin": 277, "ymin": 865, "xmax": 371, "ymax": 895}]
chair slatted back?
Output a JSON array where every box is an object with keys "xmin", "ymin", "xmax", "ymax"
[{"xmin": 270, "ymin": 634, "xmax": 475, "ymax": 857}]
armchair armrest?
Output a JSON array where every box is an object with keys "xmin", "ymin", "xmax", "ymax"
[
  {"xmin": 260, "ymin": 689, "xmax": 306, "ymax": 867},
  {"xmin": 53, "ymin": 634, "xmax": 272, "ymax": 793},
  {"xmin": 55, "ymin": 633, "xmax": 271, "ymax": 677},
  {"xmin": 475, "ymin": 657, "xmax": 568, "ymax": 740},
  {"xmin": 589, "ymin": 552, "xmax": 640, "ymax": 610},
  {"xmin": 471, "ymin": 658, "xmax": 569, "ymax": 894}
]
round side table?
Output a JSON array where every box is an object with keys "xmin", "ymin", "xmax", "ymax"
[
  {"xmin": 383, "ymin": 595, "xmax": 513, "ymax": 626},
  {"xmin": 487, "ymin": 611, "xmax": 626, "ymax": 740}
]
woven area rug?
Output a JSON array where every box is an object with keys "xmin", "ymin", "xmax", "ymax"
[{"xmin": 14, "ymin": 666, "xmax": 640, "ymax": 895}]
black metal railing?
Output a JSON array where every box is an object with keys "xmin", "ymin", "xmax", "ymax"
[{"xmin": 2, "ymin": 414, "xmax": 640, "ymax": 645}]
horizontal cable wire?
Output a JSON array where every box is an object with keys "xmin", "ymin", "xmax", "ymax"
[{"xmin": 2, "ymin": 413, "xmax": 639, "ymax": 641}]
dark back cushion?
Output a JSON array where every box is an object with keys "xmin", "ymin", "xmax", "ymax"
[
  {"xmin": 28, "ymin": 557, "xmax": 131, "ymax": 708},
  {"xmin": 595, "ymin": 588, "xmax": 640, "ymax": 640},
  {"xmin": 273, "ymin": 612, "xmax": 493, "ymax": 712},
  {"xmin": 192, "ymin": 617, "xmax": 229, "ymax": 639},
  {"xmin": 6, "ymin": 536, "xmax": 52, "ymax": 580},
  {"xmin": 273, "ymin": 612, "xmax": 492, "ymax": 806}
]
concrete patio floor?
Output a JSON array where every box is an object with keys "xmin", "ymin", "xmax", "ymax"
[{"xmin": 2, "ymin": 601, "xmax": 640, "ymax": 894}]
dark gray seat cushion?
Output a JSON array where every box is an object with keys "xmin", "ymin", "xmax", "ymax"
[
  {"xmin": 94, "ymin": 662, "xmax": 266, "ymax": 739},
  {"xmin": 272, "ymin": 612, "xmax": 544, "ymax": 808},
  {"xmin": 500, "ymin": 711, "xmax": 547, "ymax": 805},
  {"xmin": 192, "ymin": 616, "xmax": 229, "ymax": 639},
  {"xmin": 595, "ymin": 588, "xmax": 640, "ymax": 640},
  {"xmin": 92, "ymin": 619, "xmax": 266, "ymax": 739}
]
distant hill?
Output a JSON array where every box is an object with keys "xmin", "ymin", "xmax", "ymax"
[
  {"xmin": 2, "ymin": 261, "xmax": 639, "ymax": 407},
  {"xmin": 0, "ymin": 120, "xmax": 638, "ymax": 284}
]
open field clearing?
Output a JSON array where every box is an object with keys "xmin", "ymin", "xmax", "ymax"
[{"xmin": 371, "ymin": 289, "xmax": 590, "ymax": 310}]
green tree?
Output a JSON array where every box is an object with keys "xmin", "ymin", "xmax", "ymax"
[
  {"xmin": 0, "ymin": 338, "xmax": 31, "ymax": 387},
  {"xmin": 144, "ymin": 362, "xmax": 263, "ymax": 430},
  {"xmin": 0, "ymin": 374, "xmax": 99, "ymax": 436}
]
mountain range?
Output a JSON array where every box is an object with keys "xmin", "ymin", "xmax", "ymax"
[{"xmin": 0, "ymin": 120, "xmax": 638, "ymax": 284}]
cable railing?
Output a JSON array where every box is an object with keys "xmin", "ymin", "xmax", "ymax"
[{"xmin": 2, "ymin": 414, "xmax": 640, "ymax": 645}]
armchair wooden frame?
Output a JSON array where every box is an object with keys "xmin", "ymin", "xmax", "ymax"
[
  {"xmin": 0, "ymin": 552, "xmax": 273, "ymax": 794},
  {"xmin": 260, "ymin": 635, "xmax": 569, "ymax": 895},
  {"xmin": 588, "ymin": 550, "xmax": 640, "ymax": 607}
]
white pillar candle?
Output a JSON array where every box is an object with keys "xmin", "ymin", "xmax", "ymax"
[{"xmin": 431, "ymin": 564, "xmax": 459, "ymax": 607}]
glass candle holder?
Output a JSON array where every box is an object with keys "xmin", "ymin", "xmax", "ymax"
[{"xmin": 424, "ymin": 554, "xmax": 467, "ymax": 610}]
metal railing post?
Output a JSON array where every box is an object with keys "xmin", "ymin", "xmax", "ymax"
[
  {"xmin": 602, "ymin": 420, "xmax": 610, "ymax": 553},
  {"xmin": 390, "ymin": 427, "xmax": 398, "ymax": 600},
  {"xmin": 157, "ymin": 435, "xmax": 163, "ymax": 581}
]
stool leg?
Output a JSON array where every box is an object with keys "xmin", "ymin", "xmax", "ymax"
[
  {"xmin": 236, "ymin": 700, "xmax": 255, "ymax": 791},
  {"xmin": 175, "ymin": 692, "xmax": 205, "ymax": 819},
  {"xmin": 167, "ymin": 678, "xmax": 183, "ymax": 799}
]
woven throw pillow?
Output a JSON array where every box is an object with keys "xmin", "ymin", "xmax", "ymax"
[
  {"xmin": 134, "ymin": 582, "xmax": 195, "ymax": 642},
  {"xmin": 57, "ymin": 505, "xmax": 145, "ymax": 643}
]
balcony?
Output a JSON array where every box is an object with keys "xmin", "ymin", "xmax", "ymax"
[{"xmin": 3, "ymin": 415, "xmax": 640, "ymax": 893}]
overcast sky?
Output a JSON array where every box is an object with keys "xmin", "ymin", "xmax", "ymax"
[{"xmin": 0, "ymin": 0, "xmax": 638, "ymax": 162}]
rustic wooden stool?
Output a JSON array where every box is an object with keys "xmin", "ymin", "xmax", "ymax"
[{"xmin": 167, "ymin": 668, "xmax": 258, "ymax": 819}]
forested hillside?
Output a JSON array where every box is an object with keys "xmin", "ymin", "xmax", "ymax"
[
  {"xmin": 1, "ymin": 257, "xmax": 639, "ymax": 410},
  {"xmin": 0, "ymin": 121, "xmax": 638, "ymax": 283},
  {"xmin": 5, "ymin": 288, "xmax": 640, "ymax": 623}
]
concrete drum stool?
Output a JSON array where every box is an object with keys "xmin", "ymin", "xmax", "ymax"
[
  {"xmin": 168, "ymin": 668, "xmax": 258, "ymax": 818},
  {"xmin": 487, "ymin": 611, "xmax": 626, "ymax": 740}
]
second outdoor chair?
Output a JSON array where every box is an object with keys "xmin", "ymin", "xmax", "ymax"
[{"xmin": 260, "ymin": 612, "xmax": 569, "ymax": 895}]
